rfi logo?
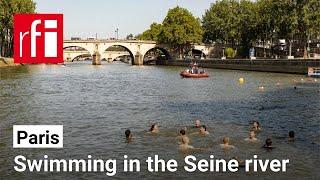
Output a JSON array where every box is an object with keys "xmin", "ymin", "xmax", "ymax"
[{"xmin": 14, "ymin": 14, "xmax": 63, "ymax": 64}]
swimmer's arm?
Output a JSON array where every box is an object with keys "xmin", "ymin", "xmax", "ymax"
[{"xmin": 192, "ymin": 147, "xmax": 211, "ymax": 152}]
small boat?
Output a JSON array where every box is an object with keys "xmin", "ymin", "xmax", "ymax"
[
  {"xmin": 180, "ymin": 71, "xmax": 209, "ymax": 78},
  {"xmin": 307, "ymin": 67, "xmax": 320, "ymax": 78},
  {"xmin": 180, "ymin": 62, "xmax": 209, "ymax": 78}
]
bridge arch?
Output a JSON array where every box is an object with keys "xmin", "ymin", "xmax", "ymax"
[
  {"xmin": 63, "ymin": 45, "xmax": 93, "ymax": 62},
  {"xmin": 102, "ymin": 45, "xmax": 135, "ymax": 64},
  {"xmin": 143, "ymin": 47, "xmax": 172, "ymax": 65},
  {"xmin": 190, "ymin": 48, "xmax": 206, "ymax": 59},
  {"xmin": 70, "ymin": 54, "xmax": 92, "ymax": 62}
]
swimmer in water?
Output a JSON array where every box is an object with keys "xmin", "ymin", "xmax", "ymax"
[
  {"xmin": 220, "ymin": 137, "xmax": 235, "ymax": 149},
  {"xmin": 245, "ymin": 130, "xmax": 258, "ymax": 142},
  {"xmin": 176, "ymin": 129, "xmax": 187, "ymax": 143},
  {"xmin": 125, "ymin": 129, "xmax": 133, "ymax": 142},
  {"xmin": 178, "ymin": 136, "xmax": 195, "ymax": 151},
  {"xmin": 194, "ymin": 119, "xmax": 201, "ymax": 128},
  {"xmin": 191, "ymin": 125, "xmax": 209, "ymax": 136},
  {"xmin": 288, "ymin": 131, "xmax": 295, "ymax": 141},
  {"xmin": 150, "ymin": 123, "xmax": 159, "ymax": 134},
  {"xmin": 251, "ymin": 120, "xmax": 262, "ymax": 132},
  {"xmin": 262, "ymin": 138, "xmax": 274, "ymax": 149},
  {"xmin": 199, "ymin": 125, "xmax": 209, "ymax": 135}
]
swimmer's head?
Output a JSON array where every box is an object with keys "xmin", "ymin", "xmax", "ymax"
[
  {"xmin": 200, "ymin": 125, "xmax": 207, "ymax": 131},
  {"xmin": 223, "ymin": 137, "xmax": 230, "ymax": 144},
  {"xmin": 249, "ymin": 130, "xmax": 256, "ymax": 139},
  {"xmin": 265, "ymin": 138, "xmax": 272, "ymax": 147},
  {"xmin": 125, "ymin": 129, "xmax": 132, "ymax": 139},
  {"xmin": 195, "ymin": 119, "xmax": 201, "ymax": 127},
  {"xmin": 253, "ymin": 121, "xmax": 260, "ymax": 128},
  {"xmin": 150, "ymin": 123, "xmax": 158, "ymax": 132},
  {"xmin": 289, "ymin": 131, "xmax": 295, "ymax": 139},
  {"xmin": 180, "ymin": 129, "xmax": 186, "ymax": 135}
]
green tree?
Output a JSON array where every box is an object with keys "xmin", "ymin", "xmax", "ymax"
[
  {"xmin": 303, "ymin": 0, "xmax": 320, "ymax": 37},
  {"xmin": 303, "ymin": 0, "xmax": 320, "ymax": 53},
  {"xmin": 270, "ymin": 0, "xmax": 298, "ymax": 56},
  {"xmin": 0, "ymin": 0, "xmax": 35, "ymax": 57},
  {"xmin": 238, "ymin": 0, "xmax": 260, "ymax": 56},
  {"xmin": 255, "ymin": 0, "xmax": 275, "ymax": 57},
  {"xmin": 203, "ymin": 0, "xmax": 260, "ymax": 56},
  {"xmin": 202, "ymin": 0, "xmax": 240, "ymax": 46},
  {"xmin": 159, "ymin": 6, "xmax": 203, "ymax": 58},
  {"xmin": 137, "ymin": 22, "xmax": 162, "ymax": 41}
]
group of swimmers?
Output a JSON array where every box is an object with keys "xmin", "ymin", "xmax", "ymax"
[{"xmin": 124, "ymin": 119, "xmax": 296, "ymax": 152}]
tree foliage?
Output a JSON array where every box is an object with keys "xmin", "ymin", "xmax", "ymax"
[
  {"xmin": 202, "ymin": 0, "xmax": 320, "ymax": 57},
  {"xmin": 0, "ymin": 0, "xmax": 36, "ymax": 57},
  {"xmin": 136, "ymin": 23, "xmax": 162, "ymax": 41},
  {"xmin": 138, "ymin": 6, "xmax": 203, "ymax": 58},
  {"xmin": 159, "ymin": 6, "xmax": 203, "ymax": 46},
  {"xmin": 303, "ymin": 0, "xmax": 320, "ymax": 37},
  {"xmin": 202, "ymin": 0, "xmax": 241, "ymax": 45}
]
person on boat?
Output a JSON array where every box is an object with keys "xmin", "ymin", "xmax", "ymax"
[
  {"xmin": 288, "ymin": 131, "xmax": 295, "ymax": 141},
  {"xmin": 125, "ymin": 129, "xmax": 133, "ymax": 142},
  {"xmin": 194, "ymin": 67, "xmax": 199, "ymax": 74},
  {"xmin": 191, "ymin": 68, "xmax": 194, "ymax": 74},
  {"xmin": 220, "ymin": 137, "xmax": 235, "ymax": 150},
  {"xmin": 150, "ymin": 123, "xmax": 159, "ymax": 134},
  {"xmin": 262, "ymin": 138, "xmax": 274, "ymax": 150},
  {"xmin": 251, "ymin": 121, "xmax": 262, "ymax": 132},
  {"xmin": 245, "ymin": 130, "xmax": 258, "ymax": 142}
]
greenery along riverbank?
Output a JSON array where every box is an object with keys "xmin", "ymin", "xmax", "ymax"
[
  {"xmin": 137, "ymin": 0, "xmax": 320, "ymax": 58},
  {"xmin": 0, "ymin": 0, "xmax": 35, "ymax": 57}
]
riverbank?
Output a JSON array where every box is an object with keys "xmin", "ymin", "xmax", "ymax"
[
  {"xmin": 0, "ymin": 58, "xmax": 21, "ymax": 67},
  {"xmin": 157, "ymin": 59, "xmax": 320, "ymax": 74}
]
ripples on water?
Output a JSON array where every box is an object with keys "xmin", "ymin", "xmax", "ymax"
[{"xmin": 0, "ymin": 62, "xmax": 319, "ymax": 179}]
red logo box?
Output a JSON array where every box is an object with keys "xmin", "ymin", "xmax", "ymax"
[{"xmin": 14, "ymin": 14, "xmax": 63, "ymax": 64}]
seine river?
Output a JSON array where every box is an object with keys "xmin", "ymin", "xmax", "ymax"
[{"xmin": 0, "ymin": 62, "xmax": 319, "ymax": 179}]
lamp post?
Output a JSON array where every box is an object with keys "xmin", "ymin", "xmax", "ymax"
[{"xmin": 115, "ymin": 28, "xmax": 119, "ymax": 40}]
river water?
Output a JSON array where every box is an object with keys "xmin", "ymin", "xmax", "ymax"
[{"xmin": 0, "ymin": 62, "xmax": 319, "ymax": 179}]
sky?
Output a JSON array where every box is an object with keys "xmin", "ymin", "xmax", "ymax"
[{"xmin": 35, "ymin": 0, "xmax": 215, "ymax": 39}]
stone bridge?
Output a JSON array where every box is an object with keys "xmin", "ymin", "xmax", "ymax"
[
  {"xmin": 63, "ymin": 40, "xmax": 210, "ymax": 65},
  {"xmin": 64, "ymin": 50, "xmax": 130, "ymax": 62}
]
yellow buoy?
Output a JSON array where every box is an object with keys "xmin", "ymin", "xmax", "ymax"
[{"xmin": 239, "ymin": 77, "xmax": 245, "ymax": 84}]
